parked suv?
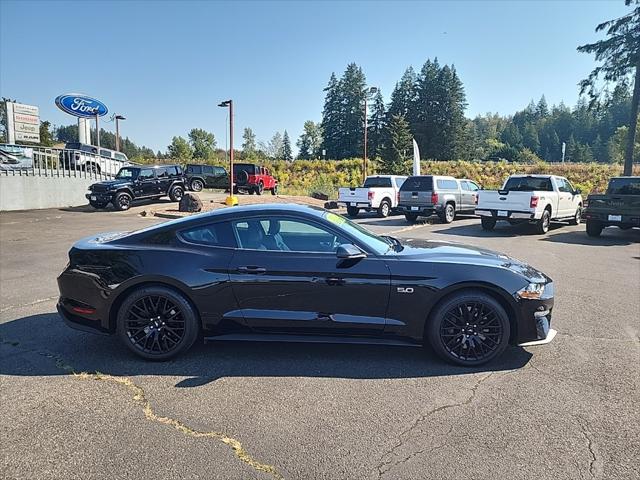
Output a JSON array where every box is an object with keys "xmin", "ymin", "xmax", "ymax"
[
  {"xmin": 86, "ymin": 165, "xmax": 186, "ymax": 211},
  {"xmin": 185, "ymin": 164, "xmax": 228, "ymax": 191},
  {"xmin": 233, "ymin": 163, "xmax": 278, "ymax": 195},
  {"xmin": 583, "ymin": 176, "xmax": 640, "ymax": 237},
  {"xmin": 62, "ymin": 142, "xmax": 131, "ymax": 176},
  {"xmin": 398, "ymin": 175, "xmax": 480, "ymax": 223}
]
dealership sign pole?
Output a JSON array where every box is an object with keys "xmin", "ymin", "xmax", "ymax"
[{"xmin": 54, "ymin": 94, "xmax": 108, "ymax": 147}]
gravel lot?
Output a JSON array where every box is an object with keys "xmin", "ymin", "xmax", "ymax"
[{"xmin": 1, "ymin": 204, "xmax": 639, "ymax": 480}]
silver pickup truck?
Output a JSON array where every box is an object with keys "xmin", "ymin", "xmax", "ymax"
[{"xmin": 398, "ymin": 175, "xmax": 481, "ymax": 223}]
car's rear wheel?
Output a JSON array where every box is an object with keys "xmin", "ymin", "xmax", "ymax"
[
  {"xmin": 190, "ymin": 179, "xmax": 204, "ymax": 192},
  {"xmin": 481, "ymin": 217, "xmax": 496, "ymax": 231},
  {"xmin": 427, "ymin": 290, "xmax": 510, "ymax": 366},
  {"xmin": 570, "ymin": 206, "xmax": 582, "ymax": 225},
  {"xmin": 169, "ymin": 185, "xmax": 184, "ymax": 202},
  {"xmin": 404, "ymin": 213, "xmax": 418, "ymax": 223},
  {"xmin": 378, "ymin": 199, "xmax": 391, "ymax": 218},
  {"xmin": 586, "ymin": 219, "xmax": 603, "ymax": 237},
  {"xmin": 347, "ymin": 206, "xmax": 359, "ymax": 218},
  {"xmin": 271, "ymin": 184, "xmax": 278, "ymax": 195},
  {"xmin": 256, "ymin": 181, "xmax": 264, "ymax": 195},
  {"xmin": 113, "ymin": 192, "xmax": 132, "ymax": 211},
  {"xmin": 535, "ymin": 209, "xmax": 551, "ymax": 234},
  {"xmin": 89, "ymin": 200, "xmax": 107, "ymax": 209},
  {"xmin": 440, "ymin": 203, "xmax": 455, "ymax": 223},
  {"xmin": 116, "ymin": 286, "xmax": 199, "ymax": 361}
]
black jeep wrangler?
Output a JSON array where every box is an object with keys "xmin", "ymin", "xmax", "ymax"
[{"xmin": 86, "ymin": 165, "xmax": 186, "ymax": 211}]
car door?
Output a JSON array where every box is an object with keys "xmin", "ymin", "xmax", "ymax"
[
  {"xmin": 462, "ymin": 180, "xmax": 480, "ymax": 211},
  {"xmin": 212, "ymin": 166, "xmax": 228, "ymax": 188},
  {"xmin": 137, "ymin": 168, "xmax": 157, "ymax": 196},
  {"xmin": 155, "ymin": 166, "xmax": 172, "ymax": 195},
  {"xmin": 227, "ymin": 215, "xmax": 391, "ymax": 336},
  {"xmin": 555, "ymin": 177, "xmax": 574, "ymax": 217}
]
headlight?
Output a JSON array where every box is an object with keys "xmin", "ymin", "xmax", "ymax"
[{"xmin": 517, "ymin": 283, "xmax": 545, "ymax": 300}]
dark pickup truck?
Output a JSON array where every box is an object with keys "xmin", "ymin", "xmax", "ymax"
[
  {"xmin": 583, "ymin": 176, "xmax": 640, "ymax": 237},
  {"xmin": 87, "ymin": 164, "xmax": 186, "ymax": 211}
]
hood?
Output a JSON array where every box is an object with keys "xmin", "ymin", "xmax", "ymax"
[
  {"xmin": 397, "ymin": 238, "xmax": 550, "ymax": 283},
  {"xmin": 90, "ymin": 179, "xmax": 130, "ymax": 189}
]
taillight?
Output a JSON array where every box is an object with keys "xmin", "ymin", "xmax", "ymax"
[
  {"xmin": 431, "ymin": 192, "xmax": 439, "ymax": 204},
  {"xmin": 368, "ymin": 191, "xmax": 374, "ymax": 201},
  {"xmin": 530, "ymin": 196, "xmax": 539, "ymax": 208}
]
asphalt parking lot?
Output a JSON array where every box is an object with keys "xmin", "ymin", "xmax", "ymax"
[{"xmin": 1, "ymin": 206, "xmax": 639, "ymax": 480}]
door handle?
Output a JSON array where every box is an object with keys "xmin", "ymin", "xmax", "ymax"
[
  {"xmin": 237, "ymin": 266, "xmax": 267, "ymax": 274},
  {"xmin": 326, "ymin": 277, "xmax": 345, "ymax": 286}
]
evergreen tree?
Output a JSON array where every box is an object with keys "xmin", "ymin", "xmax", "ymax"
[
  {"xmin": 387, "ymin": 67, "xmax": 417, "ymax": 120},
  {"xmin": 501, "ymin": 123, "xmax": 523, "ymax": 148},
  {"xmin": 297, "ymin": 121, "xmax": 323, "ymax": 159},
  {"xmin": 536, "ymin": 95, "xmax": 549, "ymax": 119},
  {"xmin": 282, "ymin": 130, "xmax": 293, "ymax": 161},
  {"xmin": 413, "ymin": 59, "xmax": 440, "ymax": 158},
  {"xmin": 320, "ymin": 73, "xmax": 342, "ymax": 159},
  {"xmin": 39, "ymin": 121, "xmax": 54, "ymax": 147},
  {"xmin": 339, "ymin": 63, "xmax": 367, "ymax": 159},
  {"xmin": 380, "ymin": 114, "xmax": 412, "ymax": 174},
  {"xmin": 367, "ymin": 90, "xmax": 386, "ymax": 159},
  {"xmin": 522, "ymin": 122, "xmax": 540, "ymax": 152}
]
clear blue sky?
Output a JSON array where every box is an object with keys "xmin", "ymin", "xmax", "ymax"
[{"xmin": 0, "ymin": 0, "xmax": 627, "ymax": 153}]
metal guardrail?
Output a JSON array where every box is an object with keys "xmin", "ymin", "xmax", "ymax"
[{"xmin": 0, "ymin": 144, "xmax": 133, "ymax": 181}]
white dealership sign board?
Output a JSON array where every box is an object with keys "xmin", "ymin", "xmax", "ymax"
[{"xmin": 5, "ymin": 102, "xmax": 40, "ymax": 144}]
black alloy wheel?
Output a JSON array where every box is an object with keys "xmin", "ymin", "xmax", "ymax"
[
  {"xmin": 117, "ymin": 286, "xmax": 199, "ymax": 360},
  {"xmin": 169, "ymin": 185, "xmax": 184, "ymax": 202},
  {"xmin": 114, "ymin": 192, "xmax": 132, "ymax": 211},
  {"xmin": 428, "ymin": 291, "xmax": 509, "ymax": 366},
  {"xmin": 191, "ymin": 179, "xmax": 204, "ymax": 192}
]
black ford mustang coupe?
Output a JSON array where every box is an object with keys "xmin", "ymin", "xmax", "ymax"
[{"xmin": 57, "ymin": 204, "xmax": 556, "ymax": 366}]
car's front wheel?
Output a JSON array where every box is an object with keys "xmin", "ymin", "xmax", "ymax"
[
  {"xmin": 570, "ymin": 206, "xmax": 582, "ymax": 225},
  {"xmin": 427, "ymin": 290, "xmax": 510, "ymax": 366},
  {"xmin": 113, "ymin": 192, "xmax": 132, "ymax": 211},
  {"xmin": 116, "ymin": 286, "xmax": 199, "ymax": 361}
]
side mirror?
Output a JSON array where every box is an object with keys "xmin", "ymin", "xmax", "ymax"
[
  {"xmin": 574, "ymin": 188, "xmax": 581, "ymax": 195},
  {"xmin": 336, "ymin": 244, "xmax": 366, "ymax": 260}
]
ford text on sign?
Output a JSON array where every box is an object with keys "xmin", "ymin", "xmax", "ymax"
[{"xmin": 55, "ymin": 94, "xmax": 108, "ymax": 118}]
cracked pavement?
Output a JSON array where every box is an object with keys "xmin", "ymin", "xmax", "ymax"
[{"xmin": 1, "ymin": 208, "xmax": 639, "ymax": 479}]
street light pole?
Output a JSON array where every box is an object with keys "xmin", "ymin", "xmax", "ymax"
[
  {"xmin": 115, "ymin": 115, "xmax": 126, "ymax": 152},
  {"xmin": 95, "ymin": 113, "xmax": 100, "ymax": 151},
  {"xmin": 363, "ymin": 87, "xmax": 378, "ymax": 183},
  {"xmin": 218, "ymin": 100, "xmax": 237, "ymax": 206}
]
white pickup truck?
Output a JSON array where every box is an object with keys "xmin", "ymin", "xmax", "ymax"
[
  {"xmin": 475, "ymin": 174, "xmax": 583, "ymax": 234},
  {"xmin": 338, "ymin": 175, "xmax": 407, "ymax": 218}
]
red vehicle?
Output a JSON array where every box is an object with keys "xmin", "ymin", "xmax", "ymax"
[{"xmin": 233, "ymin": 163, "xmax": 278, "ymax": 195}]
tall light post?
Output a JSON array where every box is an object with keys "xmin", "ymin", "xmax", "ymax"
[
  {"xmin": 363, "ymin": 86, "xmax": 378, "ymax": 183},
  {"xmin": 218, "ymin": 99, "xmax": 237, "ymax": 206},
  {"xmin": 114, "ymin": 115, "xmax": 126, "ymax": 152}
]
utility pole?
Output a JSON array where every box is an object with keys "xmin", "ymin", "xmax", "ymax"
[
  {"xmin": 115, "ymin": 115, "xmax": 126, "ymax": 152},
  {"xmin": 218, "ymin": 100, "xmax": 236, "ymax": 205}
]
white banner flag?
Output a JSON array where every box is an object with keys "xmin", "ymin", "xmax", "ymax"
[{"xmin": 412, "ymin": 139, "xmax": 421, "ymax": 176}]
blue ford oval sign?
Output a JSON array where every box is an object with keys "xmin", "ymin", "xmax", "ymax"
[{"xmin": 55, "ymin": 94, "xmax": 108, "ymax": 118}]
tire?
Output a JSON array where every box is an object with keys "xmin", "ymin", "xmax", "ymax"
[
  {"xmin": 439, "ymin": 203, "xmax": 455, "ymax": 223},
  {"xmin": 190, "ymin": 179, "xmax": 204, "ymax": 192},
  {"xmin": 89, "ymin": 200, "xmax": 107, "ymax": 209},
  {"xmin": 346, "ymin": 206, "xmax": 359, "ymax": 218},
  {"xmin": 426, "ymin": 290, "xmax": 510, "ymax": 366},
  {"xmin": 116, "ymin": 286, "xmax": 199, "ymax": 361},
  {"xmin": 169, "ymin": 185, "xmax": 184, "ymax": 202},
  {"xmin": 236, "ymin": 170, "xmax": 249, "ymax": 186},
  {"xmin": 481, "ymin": 217, "xmax": 496, "ymax": 231},
  {"xmin": 113, "ymin": 192, "xmax": 132, "ymax": 211},
  {"xmin": 233, "ymin": 186, "xmax": 239, "ymax": 194},
  {"xmin": 378, "ymin": 199, "xmax": 391, "ymax": 218},
  {"xmin": 256, "ymin": 182, "xmax": 264, "ymax": 195},
  {"xmin": 586, "ymin": 220, "xmax": 603, "ymax": 237},
  {"xmin": 535, "ymin": 209, "xmax": 551, "ymax": 234},
  {"xmin": 569, "ymin": 206, "xmax": 582, "ymax": 225},
  {"xmin": 271, "ymin": 184, "xmax": 278, "ymax": 195},
  {"xmin": 404, "ymin": 213, "xmax": 418, "ymax": 223}
]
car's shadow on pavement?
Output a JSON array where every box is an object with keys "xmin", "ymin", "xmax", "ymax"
[
  {"xmin": 430, "ymin": 221, "xmax": 568, "ymax": 238},
  {"xmin": 59, "ymin": 199, "xmax": 175, "ymax": 214},
  {"xmin": 0, "ymin": 312, "xmax": 532, "ymax": 388},
  {"xmin": 540, "ymin": 229, "xmax": 640, "ymax": 246}
]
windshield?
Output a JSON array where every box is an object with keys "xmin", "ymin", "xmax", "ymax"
[
  {"xmin": 607, "ymin": 177, "xmax": 640, "ymax": 195},
  {"xmin": 364, "ymin": 177, "xmax": 393, "ymax": 188},
  {"xmin": 503, "ymin": 176, "xmax": 553, "ymax": 192},
  {"xmin": 115, "ymin": 167, "xmax": 139, "ymax": 179},
  {"xmin": 322, "ymin": 211, "xmax": 392, "ymax": 255}
]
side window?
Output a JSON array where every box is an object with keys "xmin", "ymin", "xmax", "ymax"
[
  {"xmin": 436, "ymin": 179, "xmax": 458, "ymax": 190},
  {"xmin": 564, "ymin": 179, "xmax": 575, "ymax": 192},
  {"xmin": 114, "ymin": 153, "xmax": 127, "ymax": 162},
  {"xmin": 100, "ymin": 149, "xmax": 112, "ymax": 158},
  {"xmin": 188, "ymin": 165, "xmax": 201, "ymax": 174},
  {"xmin": 166, "ymin": 166, "xmax": 179, "ymax": 176},
  {"xmin": 214, "ymin": 167, "xmax": 225, "ymax": 175},
  {"xmin": 156, "ymin": 167, "xmax": 169, "ymax": 179},
  {"xmin": 138, "ymin": 169, "xmax": 155, "ymax": 180},
  {"xmin": 467, "ymin": 181, "xmax": 479, "ymax": 192},
  {"xmin": 557, "ymin": 178, "xmax": 571, "ymax": 193},
  {"xmin": 203, "ymin": 166, "xmax": 214, "ymax": 174},
  {"xmin": 179, "ymin": 222, "xmax": 235, "ymax": 247},
  {"xmin": 461, "ymin": 181, "xmax": 470, "ymax": 191},
  {"xmin": 232, "ymin": 217, "xmax": 349, "ymax": 253}
]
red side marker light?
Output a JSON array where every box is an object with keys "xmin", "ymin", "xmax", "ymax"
[{"xmin": 72, "ymin": 306, "xmax": 96, "ymax": 315}]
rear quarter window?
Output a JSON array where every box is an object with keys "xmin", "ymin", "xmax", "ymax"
[
  {"xmin": 436, "ymin": 179, "xmax": 458, "ymax": 190},
  {"xmin": 179, "ymin": 222, "xmax": 236, "ymax": 247}
]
